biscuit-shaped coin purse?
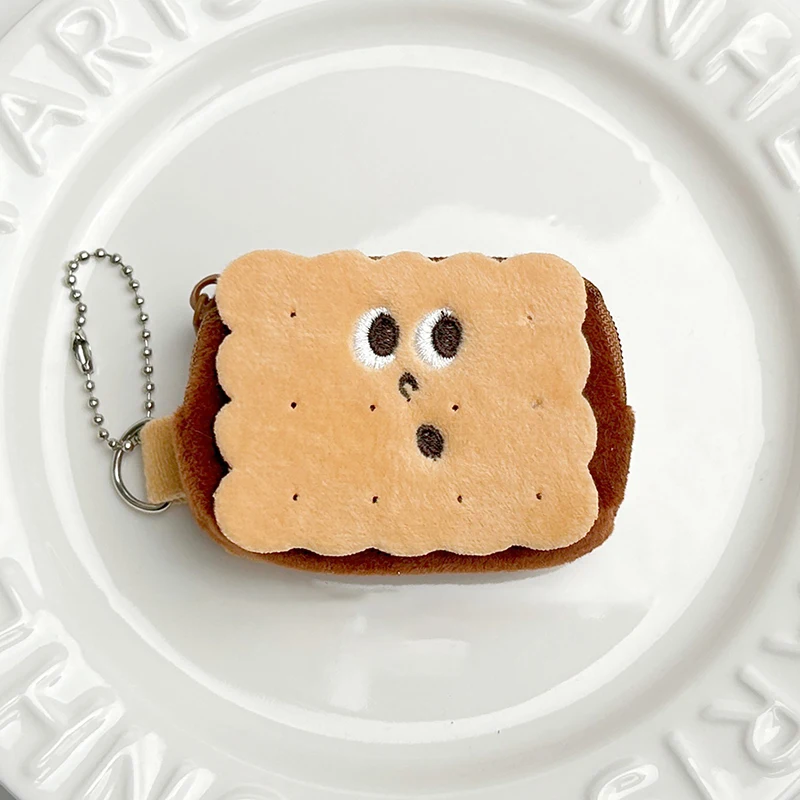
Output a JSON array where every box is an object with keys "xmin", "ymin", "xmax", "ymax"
[{"xmin": 135, "ymin": 250, "xmax": 634, "ymax": 574}]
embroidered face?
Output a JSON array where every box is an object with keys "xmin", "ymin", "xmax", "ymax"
[
  {"xmin": 214, "ymin": 250, "xmax": 598, "ymax": 557},
  {"xmin": 353, "ymin": 305, "xmax": 463, "ymax": 458}
]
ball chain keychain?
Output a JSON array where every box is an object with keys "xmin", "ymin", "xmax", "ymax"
[
  {"xmin": 60, "ymin": 246, "xmax": 635, "ymax": 573},
  {"xmin": 66, "ymin": 248, "xmax": 170, "ymax": 514}
]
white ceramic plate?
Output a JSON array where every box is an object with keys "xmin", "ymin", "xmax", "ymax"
[{"xmin": 1, "ymin": 0, "xmax": 800, "ymax": 798}]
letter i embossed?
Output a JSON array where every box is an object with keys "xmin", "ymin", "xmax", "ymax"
[
  {"xmin": 141, "ymin": 0, "xmax": 191, "ymax": 40},
  {"xmin": 766, "ymin": 629, "xmax": 800, "ymax": 657}
]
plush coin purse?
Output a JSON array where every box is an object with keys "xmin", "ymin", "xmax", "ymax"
[{"xmin": 138, "ymin": 250, "xmax": 634, "ymax": 574}]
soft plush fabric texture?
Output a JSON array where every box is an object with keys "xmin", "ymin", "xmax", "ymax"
[
  {"xmin": 213, "ymin": 251, "xmax": 598, "ymax": 556},
  {"xmin": 144, "ymin": 258, "xmax": 634, "ymax": 573},
  {"xmin": 141, "ymin": 413, "xmax": 185, "ymax": 503}
]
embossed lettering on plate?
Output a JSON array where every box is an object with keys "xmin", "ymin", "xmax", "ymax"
[
  {"xmin": 217, "ymin": 787, "xmax": 286, "ymax": 800},
  {"xmin": 766, "ymin": 124, "xmax": 800, "ymax": 190},
  {"xmin": 0, "ymin": 561, "xmax": 36, "ymax": 654},
  {"xmin": 51, "ymin": 6, "xmax": 155, "ymax": 97},
  {"xmin": 0, "ymin": 560, "xmax": 289, "ymax": 800},
  {"xmin": 18, "ymin": 660, "xmax": 119, "ymax": 787},
  {"xmin": 0, "ymin": 560, "xmax": 122, "ymax": 790},
  {"xmin": 202, "ymin": 0, "xmax": 262, "ymax": 20},
  {"xmin": 0, "ymin": 81, "xmax": 85, "ymax": 176},
  {"xmin": 765, "ymin": 632, "xmax": 800, "ymax": 657},
  {"xmin": 703, "ymin": 666, "xmax": 800, "ymax": 774},
  {"xmin": 764, "ymin": 587, "xmax": 800, "ymax": 657},
  {"xmin": 536, "ymin": 0, "xmax": 594, "ymax": 10},
  {"xmin": 0, "ymin": 2, "xmax": 798, "ymax": 798},
  {"xmin": 696, "ymin": 13, "xmax": 800, "ymax": 120},
  {"xmin": 84, "ymin": 761, "xmax": 215, "ymax": 800},
  {"xmin": 81, "ymin": 731, "xmax": 168, "ymax": 800},
  {"xmin": 666, "ymin": 732, "xmax": 729, "ymax": 800},
  {"xmin": 612, "ymin": 0, "xmax": 727, "ymax": 60},
  {"xmin": 589, "ymin": 758, "xmax": 660, "ymax": 799},
  {"xmin": 0, "ymin": 200, "xmax": 19, "ymax": 234},
  {"xmin": 141, "ymin": 0, "xmax": 191, "ymax": 40},
  {"xmin": 151, "ymin": 766, "xmax": 216, "ymax": 800}
]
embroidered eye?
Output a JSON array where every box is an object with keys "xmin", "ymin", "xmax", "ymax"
[
  {"xmin": 354, "ymin": 307, "xmax": 400, "ymax": 369},
  {"xmin": 416, "ymin": 308, "xmax": 462, "ymax": 368}
]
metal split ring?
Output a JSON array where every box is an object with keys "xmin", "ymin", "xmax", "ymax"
[{"xmin": 111, "ymin": 418, "xmax": 171, "ymax": 513}]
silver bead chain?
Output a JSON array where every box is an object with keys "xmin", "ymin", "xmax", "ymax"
[{"xmin": 66, "ymin": 248, "xmax": 155, "ymax": 452}]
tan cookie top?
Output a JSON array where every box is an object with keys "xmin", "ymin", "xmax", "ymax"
[{"xmin": 214, "ymin": 251, "xmax": 598, "ymax": 557}]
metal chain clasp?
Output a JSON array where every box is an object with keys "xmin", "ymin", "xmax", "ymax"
[
  {"xmin": 71, "ymin": 331, "xmax": 94, "ymax": 374},
  {"xmin": 65, "ymin": 248, "xmax": 170, "ymax": 513}
]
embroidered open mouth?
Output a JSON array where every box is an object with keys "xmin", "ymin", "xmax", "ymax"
[{"xmin": 416, "ymin": 424, "xmax": 444, "ymax": 459}]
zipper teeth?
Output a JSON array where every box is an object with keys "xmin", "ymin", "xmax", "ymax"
[{"xmin": 595, "ymin": 297, "xmax": 627, "ymax": 403}]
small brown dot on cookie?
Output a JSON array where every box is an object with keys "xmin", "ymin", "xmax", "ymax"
[
  {"xmin": 290, "ymin": 311, "xmax": 296, "ymax": 318},
  {"xmin": 372, "ymin": 496, "xmax": 379, "ymax": 504},
  {"xmin": 536, "ymin": 492, "xmax": 543, "ymax": 500},
  {"xmin": 457, "ymin": 495, "xmax": 463, "ymax": 503},
  {"xmin": 370, "ymin": 404, "xmax": 376, "ymax": 411},
  {"xmin": 291, "ymin": 402, "xmax": 297, "ymax": 409},
  {"xmin": 452, "ymin": 404, "xmax": 459, "ymax": 411},
  {"xmin": 292, "ymin": 493, "xmax": 299, "ymax": 501}
]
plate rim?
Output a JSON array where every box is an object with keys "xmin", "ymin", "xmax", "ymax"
[{"xmin": 1, "ymin": 0, "xmax": 800, "ymax": 798}]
